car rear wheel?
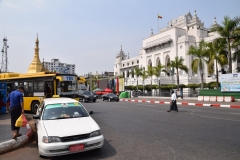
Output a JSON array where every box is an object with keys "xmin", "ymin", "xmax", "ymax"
[{"xmin": 102, "ymin": 98, "xmax": 104, "ymax": 101}]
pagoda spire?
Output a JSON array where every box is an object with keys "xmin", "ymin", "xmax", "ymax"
[{"xmin": 27, "ymin": 34, "xmax": 43, "ymax": 73}]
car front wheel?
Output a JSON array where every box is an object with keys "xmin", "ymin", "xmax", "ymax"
[{"xmin": 108, "ymin": 98, "xmax": 111, "ymax": 102}]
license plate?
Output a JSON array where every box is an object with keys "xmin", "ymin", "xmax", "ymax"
[{"xmin": 69, "ymin": 144, "xmax": 85, "ymax": 152}]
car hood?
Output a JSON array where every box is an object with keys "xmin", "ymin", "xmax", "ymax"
[{"xmin": 43, "ymin": 117, "xmax": 100, "ymax": 137}]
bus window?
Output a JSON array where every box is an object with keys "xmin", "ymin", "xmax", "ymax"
[
  {"xmin": 24, "ymin": 82, "xmax": 33, "ymax": 92},
  {"xmin": 14, "ymin": 82, "xmax": 18, "ymax": 88},
  {"xmin": 24, "ymin": 82, "xmax": 29, "ymax": 91},
  {"xmin": 28, "ymin": 82, "xmax": 33, "ymax": 92},
  {"xmin": 34, "ymin": 81, "xmax": 44, "ymax": 92}
]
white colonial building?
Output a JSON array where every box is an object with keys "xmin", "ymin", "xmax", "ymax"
[
  {"xmin": 114, "ymin": 10, "xmax": 239, "ymax": 87},
  {"xmin": 43, "ymin": 58, "xmax": 75, "ymax": 74}
]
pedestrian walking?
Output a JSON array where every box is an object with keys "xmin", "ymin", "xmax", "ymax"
[
  {"xmin": 167, "ymin": 90, "xmax": 178, "ymax": 112},
  {"xmin": 6, "ymin": 86, "xmax": 25, "ymax": 139}
]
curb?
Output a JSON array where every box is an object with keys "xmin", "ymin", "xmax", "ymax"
[
  {"xmin": 0, "ymin": 127, "xmax": 34, "ymax": 155},
  {"xmin": 120, "ymin": 99, "xmax": 240, "ymax": 109}
]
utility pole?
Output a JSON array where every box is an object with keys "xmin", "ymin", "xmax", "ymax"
[{"xmin": 171, "ymin": 67, "xmax": 174, "ymax": 90}]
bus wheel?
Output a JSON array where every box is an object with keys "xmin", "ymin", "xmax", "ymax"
[{"xmin": 31, "ymin": 101, "xmax": 40, "ymax": 114}]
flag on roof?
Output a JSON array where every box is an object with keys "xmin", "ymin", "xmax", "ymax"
[{"xmin": 158, "ymin": 14, "xmax": 162, "ymax": 19}]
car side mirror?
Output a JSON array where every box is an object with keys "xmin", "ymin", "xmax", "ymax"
[
  {"xmin": 89, "ymin": 111, "xmax": 93, "ymax": 115},
  {"xmin": 33, "ymin": 115, "xmax": 40, "ymax": 119}
]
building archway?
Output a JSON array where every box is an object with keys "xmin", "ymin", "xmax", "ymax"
[
  {"xmin": 148, "ymin": 59, "xmax": 152, "ymax": 67},
  {"xmin": 156, "ymin": 57, "xmax": 161, "ymax": 66},
  {"xmin": 165, "ymin": 55, "xmax": 170, "ymax": 72}
]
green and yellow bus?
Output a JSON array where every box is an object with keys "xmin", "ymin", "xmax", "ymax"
[{"xmin": 0, "ymin": 72, "xmax": 79, "ymax": 113}]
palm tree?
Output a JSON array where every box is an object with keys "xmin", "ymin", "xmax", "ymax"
[
  {"xmin": 168, "ymin": 56, "xmax": 188, "ymax": 90},
  {"xmin": 187, "ymin": 40, "xmax": 208, "ymax": 89},
  {"xmin": 153, "ymin": 64, "xmax": 166, "ymax": 96},
  {"xmin": 146, "ymin": 65, "xmax": 155, "ymax": 92},
  {"xmin": 232, "ymin": 36, "xmax": 240, "ymax": 72},
  {"xmin": 140, "ymin": 69, "xmax": 148, "ymax": 93},
  {"xmin": 207, "ymin": 39, "xmax": 228, "ymax": 89},
  {"xmin": 133, "ymin": 67, "xmax": 143, "ymax": 92},
  {"xmin": 212, "ymin": 16, "xmax": 240, "ymax": 73}
]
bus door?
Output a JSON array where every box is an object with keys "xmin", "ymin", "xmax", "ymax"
[
  {"xmin": 44, "ymin": 81, "xmax": 53, "ymax": 98},
  {"xmin": 0, "ymin": 82, "xmax": 8, "ymax": 113},
  {"xmin": 7, "ymin": 82, "xmax": 14, "ymax": 96}
]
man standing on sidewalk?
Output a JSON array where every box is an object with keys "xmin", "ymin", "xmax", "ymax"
[
  {"xmin": 6, "ymin": 86, "xmax": 25, "ymax": 139},
  {"xmin": 167, "ymin": 90, "xmax": 178, "ymax": 112}
]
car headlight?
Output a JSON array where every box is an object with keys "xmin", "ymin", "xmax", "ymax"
[
  {"xmin": 90, "ymin": 130, "xmax": 102, "ymax": 137},
  {"xmin": 42, "ymin": 136, "xmax": 61, "ymax": 143}
]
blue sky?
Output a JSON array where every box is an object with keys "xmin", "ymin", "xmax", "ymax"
[{"xmin": 0, "ymin": 0, "xmax": 239, "ymax": 76}]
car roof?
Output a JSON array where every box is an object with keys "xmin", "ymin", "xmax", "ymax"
[{"xmin": 43, "ymin": 97, "xmax": 78, "ymax": 105}]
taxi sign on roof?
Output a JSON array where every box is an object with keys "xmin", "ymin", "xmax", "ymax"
[{"xmin": 46, "ymin": 102, "xmax": 82, "ymax": 109}]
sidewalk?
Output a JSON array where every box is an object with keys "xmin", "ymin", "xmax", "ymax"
[
  {"xmin": 120, "ymin": 96, "xmax": 240, "ymax": 108},
  {"xmin": 0, "ymin": 113, "xmax": 34, "ymax": 155}
]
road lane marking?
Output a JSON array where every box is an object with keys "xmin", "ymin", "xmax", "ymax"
[{"xmin": 200, "ymin": 116, "xmax": 240, "ymax": 122}]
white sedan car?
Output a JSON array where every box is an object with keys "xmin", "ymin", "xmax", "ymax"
[{"xmin": 33, "ymin": 97, "xmax": 104, "ymax": 157}]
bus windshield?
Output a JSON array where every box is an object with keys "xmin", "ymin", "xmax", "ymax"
[{"xmin": 60, "ymin": 81, "xmax": 77, "ymax": 92}]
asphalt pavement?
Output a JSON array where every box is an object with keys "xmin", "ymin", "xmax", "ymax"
[
  {"xmin": 0, "ymin": 113, "xmax": 34, "ymax": 155},
  {"xmin": 1, "ymin": 100, "xmax": 240, "ymax": 160},
  {"xmin": 121, "ymin": 96, "xmax": 240, "ymax": 108},
  {"xmin": 0, "ymin": 95, "xmax": 239, "ymax": 157}
]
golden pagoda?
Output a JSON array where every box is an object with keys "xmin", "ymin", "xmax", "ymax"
[{"xmin": 27, "ymin": 35, "xmax": 44, "ymax": 73}]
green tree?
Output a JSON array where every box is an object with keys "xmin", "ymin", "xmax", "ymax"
[
  {"xmin": 153, "ymin": 64, "xmax": 166, "ymax": 96},
  {"xmin": 140, "ymin": 69, "xmax": 148, "ymax": 93},
  {"xmin": 146, "ymin": 65, "xmax": 155, "ymax": 91},
  {"xmin": 168, "ymin": 56, "xmax": 188, "ymax": 90},
  {"xmin": 133, "ymin": 67, "xmax": 143, "ymax": 91},
  {"xmin": 232, "ymin": 36, "xmax": 240, "ymax": 72},
  {"xmin": 212, "ymin": 15, "xmax": 240, "ymax": 73},
  {"xmin": 207, "ymin": 39, "xmax": 228, "ymax": 89},
  {"xmin": 187, "ymin": 40, "xmax": 208, "ymax": 89}
]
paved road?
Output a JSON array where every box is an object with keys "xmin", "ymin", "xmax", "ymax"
[{"xmin": 1, "ymin": 101, "xmax": 240, "ymax": 160}]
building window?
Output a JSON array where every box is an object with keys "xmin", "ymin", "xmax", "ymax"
[
  {"xmin": 180, "ymin": 45, "xmax": 182, "ymax": 49},
  {"xmin": 127, "ymin": 63, "xmax": 129, "ymax": 66},
  {"xmin": 137, "ymin": 60, "xmax": 139, "ymax": 64},
  {"xmin": 132, "ymin": 62, "xmax": 134, "ymax": 65},
  {"xmin": 123, "ymin": 64, "xmax": 125, "ymax": 67}
]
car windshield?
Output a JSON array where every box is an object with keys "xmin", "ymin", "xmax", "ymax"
[
  {"xmin": 42, "ymin": 102, "xmax": 89, "ymax": 120},
  {"xmin": 83, "ymin": 91, "xmax": 92, "ymax": 95},
  {"xmin": 108, "ymin": 93, "xmax": 115, "ymax": 96}
]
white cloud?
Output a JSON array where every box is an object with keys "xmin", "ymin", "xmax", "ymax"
[
  {"xmin": 2, "ymin": 0, "xmax": 46, "ymax": 11},
  {"xmin": 4, "ymin": 1, "xmax": 19, "ymax": 9}
]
